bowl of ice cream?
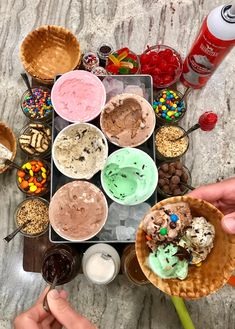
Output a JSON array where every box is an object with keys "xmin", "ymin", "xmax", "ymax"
[
  {"xmin": 49, "ymin": 181, "xmax": 108, "ymax": 241},
  {"xmin": 51, "ymin": 70, "xmax": 106, "ymax": 123},
  {"xmin": 52, "ymin": 122, "xmax": 108, "ymax": 180},
  {"xmin": 101, "ymin": 148, "xmax": 158, "ymax": 206},
  {"xmin": 136, "ymin": 196, "xmax": 235, "ymax": 299},
  {"xmin": 0, "ymin": 121, "xmax": 17, "ymax": 174},
  {"xmin": 100, "ymin": 93, "xmax": 156, "ymax": 148}
]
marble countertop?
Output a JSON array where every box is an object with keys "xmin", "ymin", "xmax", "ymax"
[{"xmin": 0, "ymin": 0, "xmax": 235, "ymax": 328}]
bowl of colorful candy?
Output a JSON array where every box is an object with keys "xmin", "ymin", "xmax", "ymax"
[
  {"xmin": 16, "ymin": 159, "xmax": 50, "ymax": 196},
  {"xmin": 105, "ymin": 47, "xmax": 140, "ymax": 75},
  {"xmin": 153, "ymin": 89, "xmax": 186, "ymax": 124},
  {"xmin": 20, "ymin": 86, "xmax": 53, "ymax": 122},
  {"xmin": 140, "ymin": 45, "xmax": 183, "ymax": 89}
]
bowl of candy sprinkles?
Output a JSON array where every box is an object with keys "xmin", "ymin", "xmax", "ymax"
[
  {"xmin": 140, "ymin": 45, "xmax": 183, "ymax": 89},
  {"xmin": 20, "ymin": 86, "xmax": 53, "ymax": 123},
  {"xmin": 153, "ymin": 89, "xmax": 187, "ymax": 124}
]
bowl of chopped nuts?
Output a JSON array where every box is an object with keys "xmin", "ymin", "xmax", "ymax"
[
  {"xmin": 155, "ymin": 125, "xmax": 189, "ymax": 161},
  {"xmin": 14, "ymin": 197, "xmax": 49, "ymax": 237}
]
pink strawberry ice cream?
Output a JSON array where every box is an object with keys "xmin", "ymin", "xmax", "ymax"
[{"xmin": 51, "ymin": 70, "xmax": 106, "ymax": 123}]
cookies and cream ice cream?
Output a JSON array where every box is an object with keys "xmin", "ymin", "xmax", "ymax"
[
  {"xmin": 53, "ymin": 123, "xmax": 108, "ymax": 179},
  {"xmin": 178, "ymin": 217, "xmax": 215, "ymax": 264},
  {"xmin": 49, "ymin": 181, "xmax": 108, "ymax": 241},
  {"xmin": 100, "ymin": 93, "xmax": 155, "ymax": 147},
  {"xmin": 142, "ymin": 202, "xmax": 192, "ymax": 244},
  {"xmin": 148, "ymin": 244, "xmax": 188, "ymax": 280},
  {"xmin": 0, "ymin": 142, "xmax": 12, "ymax": 169}
]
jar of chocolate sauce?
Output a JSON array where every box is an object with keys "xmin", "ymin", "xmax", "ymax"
[
  {"xmin": 97, "ymin": 43, "xmax": 113, "ymax": 67},
  {"xmin": 42, "ymin": 244, "xmax": 81, "ymax": 285}
]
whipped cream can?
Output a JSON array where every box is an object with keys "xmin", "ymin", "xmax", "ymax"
[{"xmin": 181, "ymin": 3, "xmax": 235, "ymax": 89}]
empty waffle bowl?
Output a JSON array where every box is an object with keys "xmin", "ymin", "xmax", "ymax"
[
  {"xmin": 20, "ymin": 25, "xmax": 81, "ymax": 84},
  {"xmin": 0, "ymin": 121, "xmax": 16, "ymax": 174}
]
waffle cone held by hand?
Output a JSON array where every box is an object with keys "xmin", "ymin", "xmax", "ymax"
[
  {"xmin": 20, "ymin": 25, "xmax": 81, "ymax": 84},
  {"xmin": 135, "ymin": 196, "xmax": 235, "ymax": 299}
]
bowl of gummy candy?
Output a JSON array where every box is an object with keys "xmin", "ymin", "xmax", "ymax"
[
  {"xmin": 105, "ymin": 47, "xmax": 140, "ymax": 75},
  {"xmin": 140, "ymin": 45, "xmax": 183, "ymax": 89}
]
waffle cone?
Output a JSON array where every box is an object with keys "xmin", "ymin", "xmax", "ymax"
[
  {"xmin": 0, "ymin": 121, "xmax": 16, "ymax": 173},
  {"xmin": 20, "ymin": 25, "xmax": 81, "ymax": 84},
  {"xmin": 136, "ymin": 196, "xmax": 235, "ymax": 299}
]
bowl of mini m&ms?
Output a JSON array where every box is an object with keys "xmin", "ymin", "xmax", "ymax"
[
  {"xmin": 16, "ymin": 159, "xmax": 50, "ymax": 196},
  {"xmin": 140, "ymin": 45, "xmax": 183, "ymax": 89},
  {"xmin": 105, "ymin": 47, "xmax": 140, "ymax": 75},
  {"xmin": 153, "ymin": 89, "xmax": 187, "ymax": 124},
  {"xmin": 20, "ymin": 86, "xmax": 53, "ymax": 122}
]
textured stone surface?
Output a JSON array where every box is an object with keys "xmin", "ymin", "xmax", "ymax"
[{"xmin": 0, "ymin": 0, "xmax": 235, "ymax": 328}]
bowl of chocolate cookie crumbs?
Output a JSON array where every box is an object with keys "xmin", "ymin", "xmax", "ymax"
[
  {"xmin": 14, "ymin": 197, "xmax": 49, "ymax": 237},
  {"xmin": 155, "ymin": 125, "xmax": 189, "ymax": 161},
  {"xmin": 18, "ymin": 122, "xmax": 51, "ymax": 158}
]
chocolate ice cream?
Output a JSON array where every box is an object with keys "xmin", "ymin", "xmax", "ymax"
[{"xmin": 100, "ymin": 93, "xmax": 155, "ymax": 147}]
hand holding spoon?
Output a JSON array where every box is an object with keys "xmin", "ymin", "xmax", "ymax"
[{"xmin": 43, "ymin": 275, "xmax": 58, "ymax": 312}]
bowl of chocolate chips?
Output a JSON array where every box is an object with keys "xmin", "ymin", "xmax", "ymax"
[{"xmin": 157, "ymin": 161, "xmax": 191, "ymax": 198}]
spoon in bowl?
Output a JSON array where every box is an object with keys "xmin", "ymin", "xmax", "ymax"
[{"xmin": 4, "ymin": 220, "xmax": 31, "ymax": 243}]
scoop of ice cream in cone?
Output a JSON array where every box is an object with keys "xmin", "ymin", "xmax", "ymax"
[{"xmin": 135, "ymin": 196, "xmax": 235, "ymax": 299}]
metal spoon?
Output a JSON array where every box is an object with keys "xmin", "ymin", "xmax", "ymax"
[
  {"xmin": 21, "ymin": 72, "xmax": 35, "ymax": 102},
  {"xmin": 180, "ymin": 182, "xmax": 195, "ymax": 191},
  {"xmin": 179, "ymin": 86, "xmax": 192, "ymax": 103},
  {"xmin": 173, "ymin": 123, "xmax": 201, "ymax": 141},
  {"xmin": 43, "ymin": 275, "xmax": 58, "ymax": 312},
  {"xmin": 4, "ymin": 220, "xmax": 31, "ymax": 243},
  {"xmin": 4, "ymin": 159, "xmax": 23, "ymax": 171}
]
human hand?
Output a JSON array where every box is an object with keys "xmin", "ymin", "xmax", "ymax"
[
  {"xmin": 189, "ymin": 177, "xmax": 235, "ymax": 234},
  {"xmin": 14, "ymin": 288, "xmax": 97, "ymax": 329}
]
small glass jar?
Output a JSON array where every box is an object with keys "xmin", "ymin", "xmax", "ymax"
[
  {"xmin": 157, "ymin": 162, "xmax": 192, "ymax": 198},
  {"xmin": 121, "ymin": 244, "xmax": 149, "ymax": 285},
  {"xmin": 140, "ymin": 45, "xmax": 183, "ymax": 89},
  {"xmin": 20, "ymin": 86, "xmax": 53, "ymax": 123},
  {"xmin": 154, "ymin": 89, "xmax": 187, "ymax": 125},
  {"xmin": 155, "ymin": 125, "xmax": 189, "ymax": 161},
  {"xmin": 82, "ymin": 244, "xmax": 120, "ymax": 285},
  {"xmin": 42, "ymin": 244, "xmax": 81, "ymax": 285},
  {"xmin": 91, "ymin": 66, "xmax": 108, "ymax": 76},
  {"xmin": 105, "ymin": 48, "xmax": 141, "ymax": 75},
  {"xmin": 82, "ymin": 52, "xmax": 99, "ymax": 71},
  {"xmin": 18, "ymin": 122, "xmax": 51, "ymax": 158},
  {"xmin": 16, "ymin": 158, "xmax": 50, "ymax": 197},
  {"xmin": 97, "ymin": 43, "xmax": 113, "ymax": 67},
  {"xmin": 14, "ymin": 197, "xmax": 49, "ymax": 238}
]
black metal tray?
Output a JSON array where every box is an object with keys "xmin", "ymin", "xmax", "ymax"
[{"xmin": 49, "ymin": 74, "xmax": 157, "ymax": 243}]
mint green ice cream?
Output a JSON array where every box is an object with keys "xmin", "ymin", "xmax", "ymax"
[
  {"xmin": 148, "ymin": 244, "xmax": 188, "ymax": 280},
  {"xmin": 101, "ymin": 148, "xmax": 158, "ymax": 205}
]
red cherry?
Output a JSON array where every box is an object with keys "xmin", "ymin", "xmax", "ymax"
[
  {"xmin": 158, "ymin": 50, "xmax": 166, "ymax": 58},
  {"xmin": 150, "ymin": 54, "xmax": 161, "ymax": 65},
  {"xmin": 162, "ymin": 74, "xmax": 174, "ymax": 84},
  {"xmin": 159, "ymin": 60, "xmax": 168, "ymax": 72},
  {"xmin": 140, "ymin": 54, "xmax": 150, "ymax": 64},
  {"xmin": 153, "ymin": 75, "xmax": 161, "ymax": 86},
  {"xmin": 166, "ymin": 65, "xmax": 176, "ymax": 76},
  {"xmin": 164, "ymin": 49, "xmax": 174, "ymax": 58},
  {"xmin": 152, "ymin": 67, "xmax": 161, "ymax": 76},
  {"xmin": 141, "ymin": 64, "xmax": 151, "ymax": 74},
  {"xmin": 169, "ymin": 55, "xmax": 178, "ymax": 66}
]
